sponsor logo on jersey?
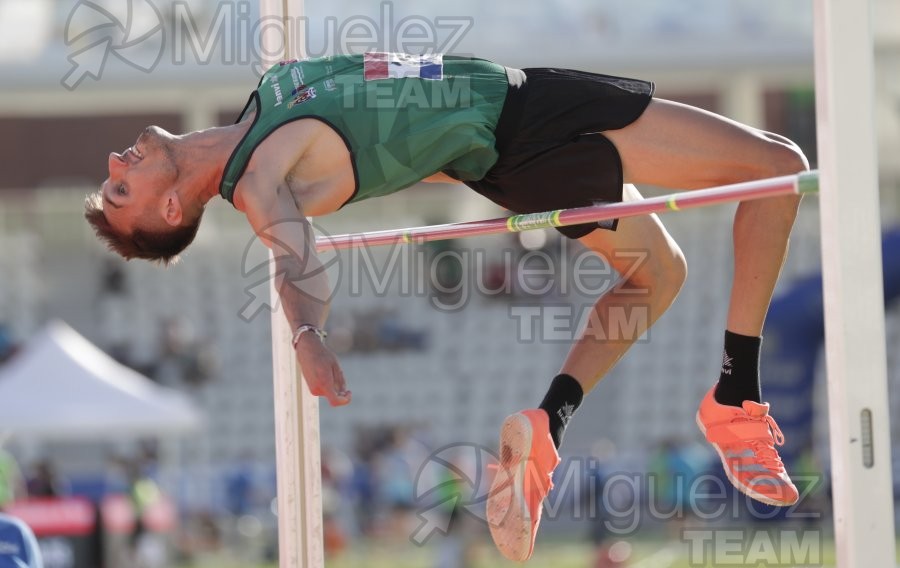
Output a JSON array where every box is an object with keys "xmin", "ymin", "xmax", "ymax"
[
  {"xmin": 287, "ymin": 86, "xmax": 317, "ymax": 108},
  {"xmin": 290, "ymin": 65, "xmax": 304, "ymax": 90},
  {"xmin": 268, "ymin": 75, "xmax": 284, "ymax": 106},
  {"xmin": 324, "ymin": 64, "xmax": 337, "ymax": 91}
]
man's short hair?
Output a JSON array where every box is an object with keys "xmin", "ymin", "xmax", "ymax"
[{"xmin": 84, "ymin": 192, "xmax": 203, "ymax": 266}]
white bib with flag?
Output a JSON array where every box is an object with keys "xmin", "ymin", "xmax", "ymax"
[{"xmin": 363, "ymin": 52, "xmax": 444, "ymax": 81}]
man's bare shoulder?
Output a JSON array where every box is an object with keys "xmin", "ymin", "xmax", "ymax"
[
  {"xmin": 231, "ymin": 121, "xmax": 319, "ymax": 212},
  {"xmin": 242, "ymin": 120, "xmax": 322, "ymax": 185},
  {"xmin": 233, "ymin": 118, "xmax": 354, "ymax": 217}
]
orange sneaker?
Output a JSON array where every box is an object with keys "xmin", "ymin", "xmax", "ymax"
[
  {"xmin": 487, "ymin": 409, "xmax": 561, "ymax": 562},
  {"xmin": 697, "ymin": 385, "xmax": 798, "ymax": 506}
]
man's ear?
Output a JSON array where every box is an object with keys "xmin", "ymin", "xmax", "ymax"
[{"xmin": 162, "ymin": 191, "xmax": 183, "ymax": 227}]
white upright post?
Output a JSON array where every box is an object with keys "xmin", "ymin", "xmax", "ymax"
[
  {"xmin": 813, "ymin": 1, "xmax": 896, "ymax": 566},
  {"xmin": 260, "ymin": 1, "xmax": 324, "ymax": 567}
]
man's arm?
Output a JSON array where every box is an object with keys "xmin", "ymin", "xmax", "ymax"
[{"xmin": 241, "ymin": 178, "xmax": 351, "ymax": 407}]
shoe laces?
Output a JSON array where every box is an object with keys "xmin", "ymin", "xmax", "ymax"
[{"xmin": 735, "ymin": 413, "xmax": 786, "ymax": 472}]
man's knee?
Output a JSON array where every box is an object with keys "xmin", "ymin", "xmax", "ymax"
[
  {"xmin": 760, "ymin": 133, "xmax": 810, "ymax": 178},
  {"xmin": 714, "ymin": 134, "xmax": 810, "ymax": 187},
  {"xmin": 745, "ymin": 134, "xmax": 806, "ymax": 223},
  {"xmin": 625, "ymin": 240, "xmax": 687, "ymax": 304}
]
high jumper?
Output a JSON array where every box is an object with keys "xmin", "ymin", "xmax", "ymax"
[{"xmin": 86, "ymin": 52, "xmax": 809, "ymax": 561}]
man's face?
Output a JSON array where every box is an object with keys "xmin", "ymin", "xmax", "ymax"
[{"xmin": 100, "ymin": 126, "xmax": 178, "ymax": 234}]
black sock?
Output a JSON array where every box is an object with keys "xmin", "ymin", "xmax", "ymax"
[
  {"xmin": 538, "ymin": 374, "xmax": 584, "ymax": 449},
  {"xmin": 714, "ymin": 330, "xmax": 762, "ymax": 407}
]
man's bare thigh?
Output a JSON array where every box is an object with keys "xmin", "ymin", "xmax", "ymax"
[{"xmin": 603, "ymin": 98, "xmax": 800, "ymax": 189}]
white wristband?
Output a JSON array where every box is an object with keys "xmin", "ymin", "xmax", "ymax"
[{"xmin": 291, "ymin": 324, "xmax": 327, "ymax": 348}]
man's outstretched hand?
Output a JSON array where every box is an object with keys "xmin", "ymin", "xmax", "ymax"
[{"xmin": 295, "ymin": 334, "xmax": 352, "ymax": 406}]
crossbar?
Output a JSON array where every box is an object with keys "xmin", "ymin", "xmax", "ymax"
[{"xmin": 316, "ymin": 171, "xmax": 818, "ymax": 252}]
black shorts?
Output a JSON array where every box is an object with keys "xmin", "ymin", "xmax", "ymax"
[{"xmin": 464, "ymin": 68, "xmax": 654, "ymax": 239}]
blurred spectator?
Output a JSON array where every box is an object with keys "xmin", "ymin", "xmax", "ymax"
[
  {"xmin": 790, "ymin": 443, "xmax": 829, "ymax": 526},
  {"xmin": 0, "ymin": 440, "xmax": 25, "ymax": 507},
  {"xmin": 94, "ymin": 259, "xmax": 133, "ymax": 361},
  {"xmin": 380, "ymin": 428, "xmax": 417, "ymax": 506},
  {"xmin": 349, "ymin": 431, "xmax": 379, "ymax": 536},
  {"xmin": 378, "ymin": 314, "xmax": 429, "ymax": 351},
  {"xmin": 433, "ymin": 446, "xmax": 478, "ymax": 568},
  {"xmin": 178, "ymin": 510, "xmax": 222, "ymax": 559},
  {"xmin": 482, "ymin": 256, "xmax": 512, "ymax": 298},
  {"xmin": 0, "ymin": 324, "xmax": 19, "ymax": 365},
  {"xmin": 224, "ymin": 452, "xmax": 255, "ymax": 517},
  {"xmin": 321, "ymin": 448, "xmax": 351, "ymax": 557},
  {"xmin": 583, "ymin": 439, "xmax": 633, "ymax": 568},
  {"xmin": 100, "ymin": 258, "xmax": 129, "ymax": 296},
  {"xmin": 427, "ymin": 239, "xmax": 464, "ymax": 304},
  {"xmin": 647, "ymin": 438, "xmax": 710, "ymax": 533},
  {"xmin": 324, "ymin": 311, "xmax": 356, "ymax": 354},
  {"xmin": 26, "ymin": 459, "xmax": 69, "ymax": 498},
  {"xmin": 377, "ymin": 426, "xmax": 431, "ymax": 539},
  {"xmin": 112, "ymin": 455, "xmax": 165, "ymax": 567},
  {"xmin": 340, "ymin": 308, "xmax": 429, "ymax": 353},
  {"xmin": 149, "ymin": 317, "xmax": 218, "ymax": 388}
]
